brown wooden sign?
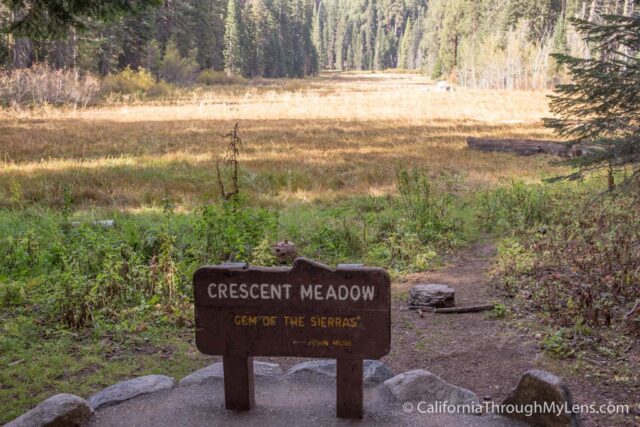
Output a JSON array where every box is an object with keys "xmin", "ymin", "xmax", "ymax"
[{"xmin": 193, "ymin": 257, "xmax": 391, "ymax": 419}]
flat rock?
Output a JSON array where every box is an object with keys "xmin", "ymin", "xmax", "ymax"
[
  {"xmin": 287, "ymin": 359, "xmax": 393, "ymax": 385},
  {"xmin": 89, "ymin": 375, "xmax": 176, "ymax": 410},
  {"xmin": 501, "ymin": 370, "xmax": 582, "ymax": 426},
  {"xmin": 384, "ymin": 369, "xmax": 479, "ymax": 408},
  {"xmin": 179, "ymin": 361, "xmax": 282, "ymax": 386},
  {"xmin": 286, "ymin": 359, "xmax": 337, "ymax": 378},
  {"xmin": 6, "ymin": 393, "xmax": 93, "ymax": 427},
  {"xmin": 409, "ymin": 284, "xmax": 455, "ymax": 309}
]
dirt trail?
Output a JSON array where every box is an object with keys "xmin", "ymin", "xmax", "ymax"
[
  {"xmin": 382, "ymin": 241, "xmax": 635, "ymax": 426},
  {"xmin": 385, "ymin": 242, "xmax": 540, "ymax": 401}
]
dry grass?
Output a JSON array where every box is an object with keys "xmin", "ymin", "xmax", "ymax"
[{"xmin": 0, "ymin": 72, "xmax": 566, "ymax": 209}]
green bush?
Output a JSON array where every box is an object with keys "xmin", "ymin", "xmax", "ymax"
[
  {"xmin": 197, "ymin": 69, "xmax": 246, "ymax": 86},
  {"xmin": 101, "ymin": 67, "xmax": 156, "ymax": 95},
  {"xmin": 492, "ymin": 191, "xmax": 640, "ymax": 341},
  {"xmin": 159, "ymin": 38, "xmax": 198, "ymax": 85},
  {"xmin": 0, "ymin": 168, "xmax": 470, "ymax": 330},
  {"xmin": 477, "ymin": 182, "xmax": 554, "ymax": 234},
  {"xmin": 0, "ymin": 282, "xmax": 25, "ymax": 307}
]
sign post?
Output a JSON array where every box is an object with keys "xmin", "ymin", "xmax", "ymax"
[{"xmin": 193, "ymin": 257, "xmax": 391, "ymax": 419}]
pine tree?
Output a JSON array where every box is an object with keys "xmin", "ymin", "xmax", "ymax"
[
  {"xmin": 545, "ymin": 14, "xmax": 640, "ymax": 191},
  {"xmin": 398, "ymin": 17, "xmax": 412, "ymax": 69},
  {"xmin": 364, "ymin": 0, "xmax": 377, "ymax": 69},
  {"xmin": 223, "ymin": 0, "xmax": 243, "ymax": 76},
  {"xmin": 3, "ymin": 0, "xmax": 163, "ymax": 38},
  {"xmin": 193, "ymin": 0, "xmax": 225, "ymax": 70},
  {"xmin": 119, "ymin": 9, "xmax": 155, "ymax": 70},
  {"xmin": 312, "ymin": 0, "xmax": 326, "ymax": 68}
]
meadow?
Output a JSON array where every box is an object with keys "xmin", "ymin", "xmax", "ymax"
[
  {"xmin": 0, "ymin": 73, "xmax": 561, "ymax": 209},
  {"xmin": 1, "ymin": 73, "xmax": 637, "ymax": 422}
]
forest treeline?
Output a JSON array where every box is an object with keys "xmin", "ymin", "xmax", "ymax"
[{"xmin": 0, "ymin": 0, "xmax": 638, "ymax": 87}]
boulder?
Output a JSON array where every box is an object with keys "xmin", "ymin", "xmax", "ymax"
[
  {"xmin": 6, "ymin": 393, "xmax": 93, "ymax": 427},
  {"xmin": 89, "ymin": 375, "xmax": 176, "ymax": 411},
  {"xmin": 501, "ymin": 370, "xmax": 582, "ymax": 427},
  {"xmin": 384, "ymin": 370, "xmax": 479, "ymax": 408},
  {"xmin": 409, "ymin": 284, "xmax": 455, "ymax": 309},
  {"xmin": 286, "ymin": 359, "xmax": 394, "ymax": 385},
  {"xmin": 363, "ymin": 360, "xmax": 395, "ymax": 385},
  {"xmin": 179, "ymin": 361, "xmax": 282, "ymax": 386},
  {"xmin": 286, "ymin": 359, "xmax": 336, "ymax": 378}
]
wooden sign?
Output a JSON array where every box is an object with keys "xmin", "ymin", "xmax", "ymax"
[{"xmin": 193, "ymin": 257, "xmax": 391, "ymax": 419}]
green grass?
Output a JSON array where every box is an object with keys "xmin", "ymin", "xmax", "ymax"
[
  {"xmin": 2, "ymin": 168, "xmax": 634, "ymax": 422},
  {"xmin": 0, "ymin": 322, "xmax": 212, "ymax": 423},
  {"xmin": 0, "ymin": 168, "xmax": 479, "ymax": 421}
]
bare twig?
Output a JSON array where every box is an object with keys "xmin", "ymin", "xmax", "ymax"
[{"xmin": 217, "ymin": 123, "xmax": 242, "ymax": 201}]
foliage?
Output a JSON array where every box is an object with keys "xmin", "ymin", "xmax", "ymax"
[
  {"xmin": 101, "ymin": 67, "xmax": 155, "ymax": 94},
  {"xmin": 0, "ymin": 167, "xmax": 468, "ymax": 330},
  {"xmin": 545, "ymin": 13, "xmax": 640, "ymax": 191},
  {"xmin": 159, "ymin": 38, "xmax": 199, "ymax": 84},
  {"xmin": 478, "ymin": 182, "xmax": 557, "ymax": 234},
  {"xmin": 2, "ymin": 0, "xmax": 163, "ymax": 38},
  {"xmin": 0, "ymin": 65, "xmax": 99, "ymax": 107},
  {"xmin": 197, "ymin": 69, "xmax": 245, "ymax": 85},
  {"xmin": 492, "ymin": 187, "xmax": 640, "ymax": 341}
]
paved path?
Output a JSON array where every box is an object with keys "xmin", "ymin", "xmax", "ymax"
[{"xmin": 89, "ymin": 374, "xmax": 529, "ymax": 427}]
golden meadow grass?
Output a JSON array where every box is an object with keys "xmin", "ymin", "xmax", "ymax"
[{"xmin": 0, "ymin": 73, "xmax": 566, "ymax": 209}]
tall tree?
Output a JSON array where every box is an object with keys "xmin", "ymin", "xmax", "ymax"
[
  {"xmin": 223, "ymin": 0, "xmax": 243, "ymax": 76},
  {"xmin": 2, "ymin": 0, "xmax": 162, "ymax": 38},
  {"xmin": 545, "ymin": 14, "xmax": 640, "ymax": 191},
  {"xmin": 398, "ymin": 17, "xmax": 412, "ymax": 68}
]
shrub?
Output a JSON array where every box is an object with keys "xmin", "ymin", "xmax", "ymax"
[
  {"xmin": 197, "ymin": 69, "xmax": 246, "ymax": 86},
  {"xmin": 0, "ymin": 65, "xmax": 99, "ymax": 107},
  {"xmin": 159, "ymin": 39, "xmax": 198, "ymax": 85},
  {"xmin": 196, "ymin": 200, "xmax": 279, "ymax": 263},
  {"xmin": 100, "ymin": 67, "xmax": 155, "ymax": 95},
  {"xmin": 493, "ymin": 194, "xmax": 640, "ymax": 340},
  {"xmin": 146, "ymin": 80, "xmax": 174, "ymax": 98},
  {"xmin": 478, "ymin": 182, "xmax": 553, "ymax": 234}
]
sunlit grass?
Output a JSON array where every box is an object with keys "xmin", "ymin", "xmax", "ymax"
[{"xmin": 0, "ymin": 72, "xmax": 564, "ymax": 210}]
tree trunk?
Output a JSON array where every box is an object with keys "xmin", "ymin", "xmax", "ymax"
[{"xmin": 467, "ymin": 137, "xmax": 602, "ymax": 157}]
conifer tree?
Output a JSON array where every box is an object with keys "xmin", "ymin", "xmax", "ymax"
[
  {"xmin": 3, "ymin": 0, "xmax": 162, "ymax": 38},
  {"xmin": 545, "ymin": 14, "xmax": 640, "ymax": 191},
  {"xmin": 398, "ymin": 17, "xmax": 412, "ymax": 69},
  {"xmin": 223, "ymin": 0, "xmax": 243, "ymax": 76},
  {"xmin": 312, "ymin": 1, "xmax": 325, "ymax": 68}
]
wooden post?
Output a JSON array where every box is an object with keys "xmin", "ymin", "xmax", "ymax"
[
  {"xmin": 223, "ymin": 356, "xmax": 255, "ymax": 411},
  {"xmin": 336, "ymin": 359, "xmax": 363, "ymax": 419}
]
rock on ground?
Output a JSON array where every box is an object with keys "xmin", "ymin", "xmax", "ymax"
[
  {"xmin": 286, "ymin": 359, "xmax": 337, "ymax": 378},
  {"xmin": 286, "ymin": 359, "xmax": 394, "ymax": 385},
  {"xmin": 409, "ymin": 284, "xmax": 455, "ymax": 309},
  {"xmin": 179, "ymin": 361, "xmax": 282, "ymax": 387},
  {"xmin": 501, "ymin": 370, "xmax": 582, "ymax": 427},
  {"xmin": 363, "ymin": 360, "xmax": 395, "ymax": 385},
  {"xmin": 89, "ymin": 372, "xmax": 529, "ymax": 427},
  {"xmin": 6, "ymin": 393, "xmax": 93, "ymax": 427},
  {"xmin": 89, "ymin": 375, "xmax": 176, "ymax": 411},
  {"xmin": 384, "ymin": 369, "xmax": 479, "ymax": 408}
]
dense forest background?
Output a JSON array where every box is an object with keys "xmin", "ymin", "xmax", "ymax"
[{"xmin": 0, "ymin": 0, "xmax": 638, "ymax": 88}]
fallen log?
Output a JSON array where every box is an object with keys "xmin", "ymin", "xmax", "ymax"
[
  {"xmin": 467, "ymin": 137, "xmax": 600, "ymax": 157},
  {"xmin": 432, "ymin": 304, "xmax": 495, "ymax": 314}
]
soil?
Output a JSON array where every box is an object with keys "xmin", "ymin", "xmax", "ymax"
[{"xmin": 379, "ymin": 241, "xmax": 638, "ymax": 427}]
